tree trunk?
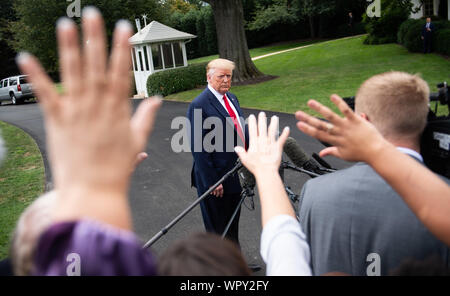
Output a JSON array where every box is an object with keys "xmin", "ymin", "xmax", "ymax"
[
  {"xmin": 309, "ymin": 15, "xmax": 316, "ymax": 38},
  {"xmin": 208, "ymin": 0, "xmax": 264, "ymax": 82}
]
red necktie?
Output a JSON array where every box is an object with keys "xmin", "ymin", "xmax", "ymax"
[{"xmin": 223, "ymin": 95, "xmax": 246, "ymax": 149}]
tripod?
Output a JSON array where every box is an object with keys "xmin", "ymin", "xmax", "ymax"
[{"xmin": 143, "ymin": 161, "xmax": 243, "ymax": 249}]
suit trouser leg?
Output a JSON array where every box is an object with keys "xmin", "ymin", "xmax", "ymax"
[{"xmin": 199, "ymin": 192, "xmax": 241, "ymax": 245}]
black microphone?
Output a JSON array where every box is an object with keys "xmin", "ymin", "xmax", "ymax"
[
  {"xmin": 238, "ymin": 165, "xmax": 255, "ymax": 195},
  {"xmin": 283, "ymin": 137, "xmax": 329, "ymax": 176}
]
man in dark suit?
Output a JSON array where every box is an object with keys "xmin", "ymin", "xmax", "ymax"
[
  {"xmin": 187, "ymin": 59, "xmax": 248, "ymax": 245},
  {"xmin": 298, "ymin": 72, "xmax": 450, "ymax": 276},
  {"xmin": 422, "ymin": 17, "xmax": 434, "ymax": 54}
]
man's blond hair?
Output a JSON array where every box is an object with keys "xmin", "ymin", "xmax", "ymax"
[
  {"xmin": 206, "ymin": 58, "xmax": 235, "ymax": 77},
  {"xmin": 355, "ymin": 71, "xmax": 430, "ymax": 142}
]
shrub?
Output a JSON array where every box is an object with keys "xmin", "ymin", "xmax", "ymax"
[
  {"xmin": 168, "ymin": 7, "xmax": 217, "ymax": 59},
  {"xmin": 147, "ymin": 62, "xmax": 207, "ymax": 97},
  {"xmin": 398, "ymin": 19, "xmax": 450, "ymax": 55},
  {"xmin": 435, "ymin": 29, "xmax": 450, "ymax": 55},
  {"xmin": 363, "ymin": 0, "xmax": 413, "ymax": 44}
]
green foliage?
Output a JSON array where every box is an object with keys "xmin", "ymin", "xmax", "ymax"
[
  {"xmin": 8, "ymin": 0, "xmax": 168, "ymax": 79},
  {"xmin": 247, "ymin": 0, "xmax": 299, "ymax": 31},
  {"xmin": 435, "ymin": 28, "xmax": 450, "ymax": 55},
  {"xmin": 398, "ymin": 19, "xmax": 450, "ymax": 55},
  {"xmin": 363, "ymin": 0, "xmax": 413, "ymax": 44},
  {"xmin": 296, "ymin": 0, "xmax": 336, "ymax": 18},
  {"xmin": 147, "ymin": 62, "xmax": 207, "ymax": 97},
  {"xmin": 0, "ymin": 121, "xmax": 45, "ymax": 259},
  {"xmin": 168, "ymin": 6, "xmax": 217, "ymax": 59}
]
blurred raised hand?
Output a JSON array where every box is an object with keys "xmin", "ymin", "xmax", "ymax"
[{"xmin": 16, "ymin": 7, "xmax": 162, "ymax": 229}]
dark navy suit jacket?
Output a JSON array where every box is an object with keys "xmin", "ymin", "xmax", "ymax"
[
  {"xmin": 187, "ymin": 87, "xmax": 249, "ymax": 197},
  {"xmin": 422, "ymin": 22, "xmax": 435, "ymax": 37}
]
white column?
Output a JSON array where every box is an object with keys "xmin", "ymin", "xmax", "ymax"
[
  {"xmin": 182, "ymin": 42, "xmax": 188, "ymax": 67},
  {"xmin": 160, "ymin": 44, "xmax": 165, "ymax": 70},
  {"xmin": 147, "ymin": 44, "xmax": 155, "ymax": 74},
  {"xmin": 171, "ymin": 43, "xmax": 176, "ymax": 68}
]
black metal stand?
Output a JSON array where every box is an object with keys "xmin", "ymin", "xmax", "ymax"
[{"xmin": 143, "ymin": 161, "xmax": 243, "ymax": 249}]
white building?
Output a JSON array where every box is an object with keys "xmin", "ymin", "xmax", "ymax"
[
  {"xmin": 410, "ymin": 0, "xmax": 450, "ymax": 20},
  {"xmin": 129, "ymin": 20, "xmax": 196, "ymax": 97}
]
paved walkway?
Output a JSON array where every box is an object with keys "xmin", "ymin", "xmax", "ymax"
[{"xmin": 252, "ymin": 35, "xmax": 366, "ymax": 61}]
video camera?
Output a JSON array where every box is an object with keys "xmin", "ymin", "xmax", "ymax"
[
  {"xmin": 343, "ymin": 82, "xmax": 450, "ymax": 178},
  {"xmin": 421, "ymin": 82, "xmax": 450, "ymax": 178}
]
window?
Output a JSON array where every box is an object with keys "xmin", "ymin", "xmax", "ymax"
[
  {"xmin": 151, "ymin": 44, "xmax": 163, "ymax": 70},
  {"xmin": 3, "ymin": 80, "xmax": 8, "ymax": 87},
  {"xmin": 0, "ymin": 80, "xmax": 3, "ymax": 88},
  {"xmin": 424, "ymin": 0, "xmax": 434, "ymax": 16},
  {"xmin": 19, "ymin": 77, "xmax": 28, "ymax": 84},
  {"xmin": 132, "ymin": 48, "xmax": 138, "ymax": 71},
  {"xmin": 9, "ymin": 78, "xmax": 17, "ymax": 86},
  {"xmin": 173, "ymin": 43, "xmax": 184, "ymax": 67},
  {"xmin": 138, "ymin": 51, "xmax": 144, "ymax": 72},
  {"xmin": 143, "ymin": 46, "xmax": 150, "ymax": 71},
  {"xmin": 163, "ymin": 43, "xmax": 174, "ymax": 69}
]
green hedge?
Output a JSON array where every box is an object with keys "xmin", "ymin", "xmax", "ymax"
[
  {"xmin": 363, "ymin": 0, "xmax": 412, "ymax": 45},
  {"xmin": 398, "ymin": 19, "xmax": 450, "ymax": 55},
  {"xmin": 147, "ymin": 62, "xmax": 207, "ymax": 97}
]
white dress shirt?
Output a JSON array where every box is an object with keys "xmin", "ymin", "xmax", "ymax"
[
  {"xmin": 260, "ymin": 215, "xmax": 313, "ymax": 276},
  {"xmin": 207, "ymin": 84, "xmax": 245, "ymax": 136}
]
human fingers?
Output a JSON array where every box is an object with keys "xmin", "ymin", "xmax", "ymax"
[
  {"xmin": 319, "ymin": 146, "xmax": 341, "ymax": 159},
  {"xmin": 56, "ymin": 17, "xmax": 82, "ymax": 97},
  {"xmin": 330, "ymin": 95, "xmax": 357, "ymax": 121},
  {"xmin": 296, "ymin": 110, "xmax": 338, "ymax": 135},
  {"xmin": 277, "ymin": 126, "xmax": 290, "ymax": 152},
  {"xmin": 307, "ymin": 100, "xmax": 343, "ymax": 125},
  {"xmin": 131, "ymin": 97, "xmax": 163, "ymax": 151},
  {"xmin": 82, "ymin": 7, "xmax": 107, "ymax": 92},
  {"xmin": 248, "ymin": 114, "xmax": 257, "ymax": 149},
  {"xmin": 108, "ymin": 20, "xmax": 134, "ymax": 102},
  {"xmin": 16, "ymin": 53, "xmax": 59, "ymax": 115},
  {"xmin": 134, "ymin": 152, "xmax": 148, "ymax": 167},
  {"xmin": 296, "ymin": 121, "xmax": 339, "ymax": 145},
  {"xmin": 258, "ymin": 112, "xmax": 267, "ymax": 139},
  {"xmin": 268, "ymin": 116, "xmax": 279, "ymax": 144}
]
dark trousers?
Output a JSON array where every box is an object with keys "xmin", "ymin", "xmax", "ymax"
[
  {"xmin": 423, "ymin": 35, "xmax": 432, "ymax": 53},
  {"xmin": 199, "ymin": 192, "xmax": 241, "ymax": 245}
]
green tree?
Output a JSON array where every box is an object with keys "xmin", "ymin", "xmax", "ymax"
[
  {"xmin": 0, "ymin": 0, "xmax": 18, "ymax": 78},
  {"xmin": 296, "ymin": 0, "xmax": 336, "ymax": 38},
  {"xmin": 363, "ymin": 0, "xmax": 413, "ymax": 44},
  {"xmin": 204, "ymin": 0, "xmax": 264, "ymax": 82},
  {"xmin": 247, "ymin": 0, "xmax": 299, "ymax": 31},
  {"xmin": 8, "ymin": 0, "xmax": 168, "ymax": 79}
]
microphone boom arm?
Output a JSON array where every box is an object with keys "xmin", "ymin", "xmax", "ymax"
[{"xmin": 143, "ymin": 161, "xmax": 243, "ymax": 249}]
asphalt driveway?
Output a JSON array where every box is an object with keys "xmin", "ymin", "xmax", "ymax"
[{"xmin": 0, "ymin": 99, "xmax": 351, "ymax": 275}]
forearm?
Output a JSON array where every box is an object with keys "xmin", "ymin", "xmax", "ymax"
[
  {"xmin": 367, "ymin": 143, "xmax": 450, "ymax": 245},
  {"xmin": 53, "ymin": 186, "xmax": 132, "ymax": 231},
  {"xmin": 255, "ymin": 170, "xmax": 296, "ymax": 227}
]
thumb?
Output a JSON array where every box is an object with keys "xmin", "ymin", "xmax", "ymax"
[
  {"xmin": 234, "ymin": 146, "xmax": 247, "ymax": 163},
  {"xmin": 319, "ymin": 146, "xmax": 341, "ymax": 158}
]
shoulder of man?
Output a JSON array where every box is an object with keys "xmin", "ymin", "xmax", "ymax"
[
  {"xmin": 190, "ymin": 88, "xmax": 213, "ymax": 107},
  {"xmin": 299, "ymin": 163, "xmax": 372, "ymax": 208}
]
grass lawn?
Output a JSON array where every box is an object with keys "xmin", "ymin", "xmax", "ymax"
[
  {"xmin": 168, "ymin": 36, "xmax": 450, "ymax": 116},
  {"xmin": 0, "ymin": 121, "xmax": 45, "ymax": 259},
  {"xmin": 188, "ymin": 39, "xmax": 327, "ymax": 64}
]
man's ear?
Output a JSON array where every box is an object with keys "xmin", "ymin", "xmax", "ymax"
[{"xmin": 359, "ymin": 113, "xmax": 370, "ymax": 122}]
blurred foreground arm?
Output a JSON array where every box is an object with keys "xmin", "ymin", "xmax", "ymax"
[
  {"xmin": 17, "ymin": 8, "xmax": 162, "ymax": 231},
  {"xmin": 235, "ymin": 113, "xmax": 312, "ymax": 276},
  {"xmin": 296, "ymin": 95, "xmax": 450, "ymax": 246}
]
